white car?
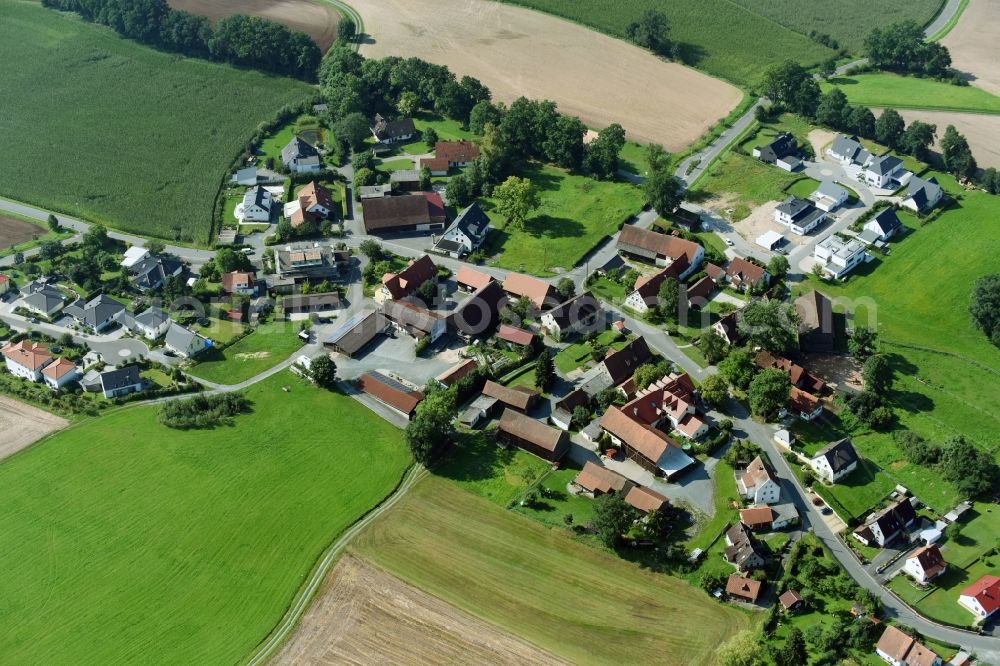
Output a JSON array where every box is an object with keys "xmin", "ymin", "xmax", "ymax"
[{"xmin": 725, "ymin": 238, "xmax": 735, "ymax": 247}]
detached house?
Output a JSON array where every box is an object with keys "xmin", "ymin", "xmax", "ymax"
[
  {"xmin": 854, "ymin": 498, "xmax": 917, "ymax": 548},
  {"xmin": 63, "ymin": 294, "xmax": 125, "ymax": 333},
  {"xmin": 752, "ymin": 133, "xmax": 800, "ymax": 171},
  {"xmin": 737, "ymin": 456, "xmax": 781, "ymax": 505},
  {"xmin": 241, "ymin": 186, "xmax": 273, "ymax": 222},
  {"xmin": 862, "ymin": 155, "xmax": 906, "ymax": 189},
  {"xmin": 724, "ymin": 523, "xmax": 767, "ymax": 571},
  {"xmin": 132, "ymin": 307, "xmax": 171, "ymax": 340},
  {"xmin": 98, "ymin": 365, "xmax": 143, "ymax": 399},
  {"xmin": 958, "ymin": 575, "xmax": 1000, "ymax": 623},
  {"xmin": 2, "ymin": 340, "xmax": 53, "ymax": 381},
  {"xmin": 41, "ymin": 357, "xmax": 79, "ymax": 391},
  {"xmin": 726, "ymin": 574, "xmax": 763, "ymax": 603},
  {"xmin": 0, "ymin": 273, "xmax": 11, "ymax": 295},
  {"xmin": 221, "ymin": 271, "xmax": 257, "ymax": 296},
  {"xmin": 774, "ymin": 196, "xmax": 827, "ymax": 235},
  {"xmin": 810, "ymin": 180, "xmax": 849, "ymax": 213},
  {"xmin": 902, "ymin": 176, "xmax": 943, "ymax": 213},
  {"xmin": 20, "ymin": 280, "xmax": 66, "ymax": 318},
  {"xmin": 616, "ymin": 225, "xmax": 703, "ymax": 277},
  {"xmin": 755, "ymin": 352, "xmax": 825, "ymax": 395},
  {"xmin": 810, "ymin": 438, "xmax": 859, "ymax": 483},
  {"xmin": 623, "ymin": 257, "xmax": 689, "ymax": 313},
  {"xmin": 380, "ymin": 299, "xmax": 447, "ymax": 343},
  {"xmin": 541, "ymin": 292, "xmax": 603, "ymax": 341},
  {"xmin": 875, "ymin": 625, "xmax": 942, "ymax": 666},
  {"xmin": 281, "ymin": 136, "xmax": 321, "ymax": 173},
  {"xmin": 129, "ymin": 253, "xmax": 183, "ymax": 292},
  {"xmin": 449, "ymin": 280, "xmax": 507, "ymax": 340},
  {"xmin": 620, "ymin": 371, "xmax": 709, "ymax": 441},
  {"xmin": 902, "ymin": 545, "xmax": 947, "ymax": 584},
  {"xmin": 433, "ymin": 202, "xmax": 490, "ymax": 257},
  {"xmin": 712, "ymin": 311, "xmax": 741, "ymax": 345},
  {"xmin": 502, "ymin": 272, "xmax": 556, "ymax": 311},
  {"xmin": 725, "ymin": 258, "xmax": 769, "ymax": 292},
  {"xmin": 573, "ymin": 460, "xmax": 631, "ymax": 496},
  {"xmin": 862, "ymin": 208, "xmax": 902, "ymax": 243},
  {"xmin": 164, "ymin": 323, "xmax": 209, "ymax": 358},
  {"xmin": 377, "ymin": 255, "xmax": 437, "ymax": 304},
  {"xmin": 370, "ymin": 113, "xmax": 416, "ymax": 144},
  {"xmin": 814, "ymin": 234, "xmax": 867, "ymax": 279},
  {"xmin": 423, "ymin": 140, "xmax": 480, "ymax": 174},
  {"xmin": 828, "ymin": 134, "xmax": 871, "ymax": 166},
  {"xmin": 284, "ymin": 181, "xmax": 334, "ymax": 229}
]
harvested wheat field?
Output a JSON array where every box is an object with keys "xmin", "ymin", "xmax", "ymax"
[
  {"xmin": 0, "ymin": 396, "xmax": 67, "ymax": 461},
  {"xmin": 273, "ymin": 555, "xmax": 569, "ymax": 666},
  {"xmin": 877, "ymin": 109, "xmax": 1000, "ymax": 169},
  {"xmin": 942, "ymin": 0, "xmax": 1000, "ymax": 97},
  {"xmin": 0, "ymin": 214, "xmax": 44, "ymax": 250},
  {"xmin": 167, "ymin": 0, "xmax": 340, "ymax": 51},
  {"xmin": 351, "ymin": 0, "xmax": 742, "ymax": 151}
]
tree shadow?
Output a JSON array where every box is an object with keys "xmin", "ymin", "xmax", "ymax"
[
  {"xmin": 827, "ymin": 76, "xmax": 860, "ymax": 86},
  {"xmin": 673, "ymin": 42, "xmax": 706, "ymax": 68},
  {"xmin": 523, "ymin": 215, "xmax": 585, "ymax": 240},
  {"xmin": 435, "ymin": 430, "xmax": 516, "ymax": 484}
]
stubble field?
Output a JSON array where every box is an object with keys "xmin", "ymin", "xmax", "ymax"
[
  {"xmin": 0, "ymin": 396, "xmax": 68, "ymax": 461},
  {"xmin": 942, "ymin": 0, "xmax": 1000, "ymax": 97},
  {"xmin": 891, "ymin": 108, "xmax": 1000, "ymax": 169},
  {"xmin": 350, "ymin": 0, "xmax": 743, "ymax": 151},
  {"xmin": 166, "ymin": 0, "xmax": 341, "ymax": 51}
]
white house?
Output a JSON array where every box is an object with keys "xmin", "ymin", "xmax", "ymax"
[
  {"xmin": 1, "ymin": 340, "xmax": 53, "ymax": 382},
  {"xmin": 810, "ymin": 438, "xmax": 858, "ymax": 483},
  {"xmin": 132, "ymin": 307, "xmax": 171, "ymax": 340},
  {"xmin": 433, "ymin": 202, "xmax": 491, "ymax": 258},
  {"xmin": 827, "ymin": 134, "xmax": 870, "ymax": 166},
  {"xmin": 863, "ymin": 208, "xmax": 902, "ymax": 243},
  {"xmin": 165, "ymin": 323, "xmax": 208, "ymax": 358},
  {"xmin": 902, "ymin": 176, "xmax": 943, "ymax": 213},
  {"xmin": 281, "ymin": 136, "xmax": 321, "ymax": 173},
  {"xmin": 541, "ymin": 292, "xmax": 603, "ymax": 342},
  {"xmin": 875, "ymin": 626, "xmax": 942, "ymax": 666},
  {"xmin": 958, "ymin": 575, "xmax": 1000, "ymax": 623},
  {"xmin": 240, "ymin": 186, "xmax": 273, "ymax": 223},
  {"xmin": 98, "ymin": 365, "xmax": 144, "ymax": 399},
  {"xmin": 41, "ymin": 357, "xmax": 79, "ymax": 390},
  {"xmin": 121, "ymin": 246, "xmax": 150, "ymax": 268},
  {"xmin": 370, "ymin": 114, "xmax": 416, "ymax": 144},
  {"xmin": 736, "ymin": 456, "xmax": 781, "ymax": 505},
  {"xmin": 814, "ymin": 234, "xmax": 867, "ymax": 279},
  {"xmin": 20, "ymin": 281, "xmax": 66, "ymax": 318},
  {"xmin": 63, "ymin": 294, "xmax": 126, "ymax": 333},
  {"xmin": 862, "ymin": 155, "xmax": 906, "ymax": 189},
  {"xmin": 810, "ymin": 180, "xmax": 849, "ymax": 213},
  {"xmin": 774, "ymin": 196, "xmax": 827, "ymax": 235},
  {"xmin": 902, "ymin": 545, "xmax": 947, "ymax": 584}
]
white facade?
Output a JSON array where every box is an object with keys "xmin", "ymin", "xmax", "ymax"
[
  {"xmin": 241, "ymin": 187, "xmax": 272, "ymax": 222},
  {"xmin": 43, "ymin": 363, "xmax": 79, "ymax": 390},
  {"xmin": 4, "ymin": 356, "xmax": 46, "ymax": 382},
  {"xmin": 809, "ymin": 454, "xmax": 857, "ymax": 483},
  {"xmin": 903, "ymin": 554, "xmax": 946, "ymax": 584},
  {"xmin": 959, "ymin": 593, "xmax": 998, "ymax": 622},
  {"xmin": 737, "ymin": 472, "xmax": 780, "ymax": 505},
  {"xmin": 814, "ymin": 235, "xmax": 867, "ymax": 279}
]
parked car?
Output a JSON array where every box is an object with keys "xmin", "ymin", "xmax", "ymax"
[{"xmin": 821, "ymin": 507, "xmax": 833, "ymax": 515}]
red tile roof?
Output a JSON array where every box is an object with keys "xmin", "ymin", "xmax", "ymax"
[
  {"xmin": 423, "ymin": 191, "xmax": 446, "ymax": 220},
  {"xmin": 421, "ymin": 156, "xmax": 449, "ymax": 172},
  {"xmin": 498, "ymin": 408, "xmax": 567, "ymax": 454},
  {"xmin": 41, "ymin": 356, "xmax": 77, "ymax": 380},
  {"xmin": 726, "ymin": 258, "xmax": 767, "ymax": 286},
  {"xmin": 726, "ymin": 574, "xmax": 762, "ymax": 602},
  {"xmin": 618, "ymin": 225, "xmax": 701, "ymax": 265},
  {"xmin": 357, "ymin": 372, "xmax": 424, "ymax": 416},
  {"xmin": 624, "ymin": 485, "xmax": 668, "ymax": 513},
  {"xmin": 497, "ymin": 324, "xmax": 534, "ymax": 346},
  {"xmin": 739, "ymin": 506, "xmax": 774, "ymax": 528},
  {"xmin": 482, "ymin": 380, "xmax": 538, "ymax": 412},
  {"xmin": 2, "ymin": 340, "xmax": 52, "ymax": 371},
  {"xmin": 435, "ymin": 140, "xmax": 480, "ymax": 163},
  {"xmin": 435, "ymin": 358, "xmax": 479, "ymax": 386},
  {"xmin": 381, "ymin": 255, "xmax": 437, "ymax": 300},
  {"xmin": 574, "ymin": 461, "xmax": 629, "ymax": 494},
  {"xmin": 502, "ymin": 272, "xmax": 554, "ymax": 309},
  {"xmin": 778, "ymin": 589, "xmax": 803, "ymax": 609},
  {"xmin": 599, "ymin": 406, "xmax": 671, "ymax": 463},
  {"xmin": 455, "ymin": 266, "xmax": 493, "ymax": 291},
  {"xmin": 221, "ymin": 271, "xmax": 255, "ymax": 292},
  {"xmin": 961, "ymin": 575, "xmax": 1000, "ymax": 616}
]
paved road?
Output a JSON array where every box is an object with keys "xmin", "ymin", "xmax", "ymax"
[{"xmin": 675, "ymin": 99, "xmax": 765, "ymax": 189}]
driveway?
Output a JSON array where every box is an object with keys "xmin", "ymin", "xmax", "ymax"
[{"xmin": 330, "ymin": 332, "xmax": 460, "ymax": 386}]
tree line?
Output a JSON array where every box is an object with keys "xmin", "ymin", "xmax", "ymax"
[
  {"xmin": 863, "ymin": 20, "xmax": 955, "ymax": 81},
  {"xmin": 41, "ymin": 0, "xmax": 321, "ymax": 81}
]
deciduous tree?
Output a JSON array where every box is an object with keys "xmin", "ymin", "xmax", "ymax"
[
  {"xmin": 747, "ymin": 368, "xmax": 791, "ymax": 419},
  {"xmin": 493, "ymin": 176, "xmax": 540, "ymax": 230},
  {"xmin": 718, "ymin": 351, "xmax": 756, "ymax": 390}
]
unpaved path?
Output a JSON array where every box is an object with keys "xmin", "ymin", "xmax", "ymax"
[
  {"xmin": 272, "ymin": 555, "xmax": 570, "ymax": 665},
  {"xmin": 0, "ymin": 395, "xmax": 68, "ymax": 460},
  {"xmin": 350, "ymin": 0, "xmax": 742, "ymax": 151},
  {"xmin": 942, "ymin": 0, "xmax": 1000, "ymax": 97}
]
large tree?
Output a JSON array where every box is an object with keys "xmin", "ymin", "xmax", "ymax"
[
  {"xmin": 493, "ymin": 176, "xmax": 540, "ymax": 230},
  {"xmin": 585, "ymin": 123, "xmax": 626, "ymax": 180},
  {"xmin": 405, "ymin": 390, "xmax": 455, "ymax": 464},
  {"xmin": 939, "ymin": 436, "xmax": 1000, "ymax": 498},
  {"xmin": 848, "ymin": 326, "xmax": 880, "ymax": 360},
  {"xmin": 699, "ymin": 373, "xmax": 729, "ymax": 407},
  {"xmin": 698, "ymin": 330, "xmax": 729, "ymax": 364},
  {"xmin": 970, "ymin": 273, "xmax": 1000, "ymax": 345},
  {"xmin": 875, "ymin": 108, "xmax": 905, "ymax": 149},
  {"xmin": 816, "ymin": 88, "xmax": 850, "ymax": 130},
  {"xmin": 899, "ymin": 120, "xmax": 936, "ymax": 161},
  {"xmin": 308, "ymin": 355, "xmax": 338, "ymax": 389},
  {"xmin": 534, "ymin": 349, "xmax": 555, "ymax": 391},
  {"xmin": 864, "ymin": 21, "xmax": 952, "ymax": 77},
  {"xmin": 775, "ymin": 628, "xmax": 807, "ymax": 666},
  {"xmin": 940, "ymin": 125, "xmax": 978, "ymax": 181},
  {"xmin": 543, "ymin": 114, "xmax": 587, "ymax": 170},
  {"xmin": 625, "ymin": 9, "xmax": 672, "ymax": 56},
  {"xmin": 592, "ymin": 493, "xmax": 638, "ymax": 548},
  {"xmin": 717, "ymin": 630, "xmax": 766, "ymax": 666},
  {"xmin": 849, "ymin": 106, "xmax": 877, "ymax": 139},
  {"xmin": 759, "ymin": 60, "xmax": 821, "ymax": 117},
  {"xmin": 738, "ymin": 299, "xmax": 798, "ymax": 353},
  {"xmin": 657, "ymin": 277, "xmax": 680, "ymax": 322},
  {"xmin": 748, "ymin": 369, "xmax": 791, "ymax": 419},
  {"xmin": 644, "ymin": 162, "xmax": 683, "ymax": 215},
  {"xmin": 718, "ymin": 350, "xmax": 756, "ymax": 390},
  {"xmin": 862, "ymin": 354, "xmax": 893, "ymax": 394}
]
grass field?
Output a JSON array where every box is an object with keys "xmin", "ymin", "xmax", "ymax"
[
  {"xmin": 823, "ymin": 74, "xmax": 1000, "ymax": 115},
  {"xmin": 189, "ymin": 320, "xmax": 304, "ymax": 384},
  {"xmin": 0, "ymin": 372, "xmax": 411, "ymax": 664},
  {"xmin": 0, "ymin": 0, "xmax": 312, "ymax": 245},
  {"xmin": 350, "ymin": 476, "xmax": 755, "ymax": 665},
  {"xmin": 484, "ymin": 164, "xmax": 644, "ymax": 276}
]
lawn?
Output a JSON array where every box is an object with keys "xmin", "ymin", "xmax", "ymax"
[
  {"xmin": 812, "ymin": 459, "xmax": 896, "ymax": 522},
  {"xmin": 823, "ymin": 74, "xmax": 1000, "ymax": 115},
  {"xmin": 412, "ymin": 113, "xmax": 478, "ymax": 142},
  {"xmin": 785, "ymin": 177, "xmax": 822, "ymax": 200},
  {"xmin": 258, "ymin": 123, "xmax": 296, "ymax": 168},
  {"xmin": 350, "ymin": 476, "xmax": 756, "ymax": 666},
  {"xmin": 0, "ymin": 371, "xmax": 411, "ymax": 664},
  {"xmin": 553, "ymin": 329, "xmax": 627, "ymax": 374},
  {"xmin": 685, "ymin": 459, "xmax": 739, "ymax": 552},
  {"xmin": 0, "ymin": 0, "xmax": 312, "ymax": 245},
  {"xmin": 587, "ymin": 275, "xmax": 628, "ymax": 305},
  {"xmin": 619, "ymin": 140, "xmax": 651, "ymax": 176},
  {"xmin": 188, "ymin": 320, "xmax": 304, "ymax": 384},
  {"xmin": 435, "ymin": 429, "xmax": 550, "ymax": 507},
  {"xmin": 484, "ymin": 164, "xmax": 645, "ymax": 276},
  {"xmin": 690, "ymin": 151, "xmax": 801, "ymax": 220},
  {"xmin": 512, "ymin": 460, "xmax": 600, "ymax": 529}
]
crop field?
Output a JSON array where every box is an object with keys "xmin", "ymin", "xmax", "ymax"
[
  {"xmin": 942, "ymin": 0, "xmax": 1000, "ymax": 97},
  {"xmin": 167, "ymin": 0, "xmax": 341, "ymax": 51},
  {"xmin": 0, "ymin": 0, "xmax": 312, "ymax": 245},
  {"xmin": 273, "ymin": 555, "xmax": 570, "ymax": 665},
  {"xmin": 0, "ymin": 396, "xmax": 68, "ymax": 461},
  {"xmin": 482, "ymin": 164, "xmax": 645, "ymax": 276},
  {"xmin": 0, "ymin": 213, "xmax": 45, "ymax": 250},
  {"xmin": 0, "ymin": 371, "xmax": 410, "ymax": 664},
  {"xmin": 351, "ymin": 0, "xmax": 742, "ymax": 151},
  {"xmin": 823, "ymin": 74, "xmax": 1000, "ymax": 114},
  {"xmin": 350, "ymin": 476, "xmax": 755, "ymax": 666},
  {"xmin": 188, "ymin": 320, "xmax": 304, "ymax": 384},
  {"xmin": 892, "ymin": 108, "xmax": 1000, "ymax": 169}
]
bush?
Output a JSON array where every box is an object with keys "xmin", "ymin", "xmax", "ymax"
[{"xmin": 158, "ymin": 392, "xmax": 251, "ymax": 429}]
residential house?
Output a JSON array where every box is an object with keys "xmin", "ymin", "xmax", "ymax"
[
  {"xmin": 221, "ymin": 271, "xmax": 256, "ymax": 296},
  {"xmin": 578, "ymin": 336, "xmax": 653, "ymax": 398},
  {"xmin": 725, "ymin": 258, "xmax": 769, "ymax": 292},
  {"xmin": 455, "ymin": 265, "xmax": 493, "ymax": 292},
  {"xmin": 862, "ymin": 155, "xmax": 906, "ymax": 189},
  {"xmin": 774, "ymin": 196, "xmax": 827, "ymax": 235},
  {"xmin": 98, "ymin": 365, "xmax": 143, "ymax": 399},
  {"xmin": 357, "ymin": 371, "xmax": 424, "ymax": 418},
  {"xmin": 422, "ymin": 140, "xmax": 480, "ymax": 174},
  {"xmin": 63, "ymin": 294, "xmax": 125, "ymax": 333},
  {"xmin": 284, "ymin": 181, "xmax": 334, "ymax": 229},
  {"xmin": 623, "ymin": 257, "xmax": 689, "ymax": 313},
  {"xmin": 616, "ymin": 225, "xmax": 703, "ymax": 276},
  {"xmin": 370, "ymin": 114, "xmax": 416, "ymax": 144},
  {"xmin": 323, "ymin": 310, "xmax": 388, "ymax": 357},
  {"xmin": 481, "ymin": 379, "xmax": 539, "ymax": 413},
  {"xmin": 620, "ymin": 371, "xmax": 709, "ymax": 441},
  {"xmin": 737, "ymin": 455, "xmax": 781, "ymax": 505},
  {"xmin": 902, "ymin": 176, "xmax": 943, "ymax": 214},
  {"xmin": 377, "ymin": 255, "xmax": 437, "ymax": 304},
  {"xmin": 794, "ymin": 289, "xmax": 835, "ymax": 352},
  {"xmin": 550, "ymin": 388, "xmax": 590, "ymax": 431},
  {"xmin": 380, "ymin": 299, "xmax": 447, "ymax": 343},
  {"xmin": 863, "ymin": 208, "xmax": 903, "ymax": 243},
  {"xmin": 502, "ymin": 272, "xmax": 556, "ymax": 311},
  {"xmin": 241, "ymin": 186, "xmax": 273, "ymax": 222},
  {"xmin": 272, "ymin": 244, "xmax": 344, "ymax": 293},
  {"xmin": 282, "ymin": 293, "xmax": 342, "ymax": 320},
  {"xmin": 573, "ymin": 460, "xmax": 631, "ymax": 496},
  {"xmin": 433, "ymin": 202, "xmax": 490, "ymax": 257},
  {"xmin": 810, "ymin": 438, "xmax": 859, "ymax": 483},
  {"xmin": 752, "ymin": 133, "xmax": 800, "ymax": 171},
  {"xmin": 435, "ymin": 358, "xmax": 479, "ymax": 388},
  {"xmin": 121, "ymin": 246, "xmax": 150, "ymax": 269},
  {"xmin": 232, "ymin": 166, "xmax": 257, "ymax": 186},
  {"xmin": 449, "ymin": 280, "xmax": 507, "ymax": 340},
  {"xmin": 958, "ymin": 575, "xmax": 1000, "ymax": 623},
  {"xmin": 854, "ymin": 498, "xmax": 918, "ymax": 548},
  {"xmin": 541, "ymin": 292, "xmax": 603, "ymax": 341},
  {"xmin": 623, "ymin": 485, "xmax": 669, "ymax": 514},
  {"xmin": 810, "ymin": 180, "xmax": 850, "ymax": 213},
  {"xmin": 669, "ymin": 203, "xmax": 703, "ymax": 231},
  {"xmin": 131, "ymin": 307, "xmax": 171, "ymax": 340},
  {"xmin": 875, "ymin": 625, "xmax": 942, "ymax": 666},
  {"xmin": 389, "ymin": 169, "xmax": 422, "ymax": 191},
  {"xmin": 128, "ymin": 253, "xmax": 183, "ymax": 292},
  {"xmin": 778, "ymin": 590, "xmax": 805, "ymax": 613},
  {"xmin": 739, "ymin": 506, "xmax": 775, "ymax": 531},
  {"xmin": 281, "ymin": 136, "xmax": 321, "ymax": 173},
  {"xmin": 362, "ymin": 193, "xmax": 446, "ymax": 235},
  {"xmin": 814, "ymin": 234, "xmax": 867, "ymax": 279},
  {"xmin": 496, "ymin": 324, "xmax": 535, "ymax": 349},
  {"xmin": 41, "ymin": 357, "xmax": 79, "ymax": 391},
  {"xmin": 598, "ymin": 406, "xmax": 695, "ymax": 479},
  {"xmin": 902, "ymin": 545, "xmax": 947, "ymax": 584},
  {"xmin": 726, "ymin": 574, "xmax": 763, "ymax": 603},
  {"xmin": 769, "ymin": 502, "xmax": 799, "ymax": 530},
  {"xmin": 724, "ymin": 522, "xmax": 767, "ymax": 571},
  {"xmin": 827, "ymin": 134, "xmax": 870, "ymax": 166},
  {"xmin": 685, "ymin": 275, "xmax": 716, "ymax": 309},
  {"xmin": 1, "ymin": 340, "xmax": 53, "ymax": 381},
  {"xmin": 788, "ymin": 386, "xmax": 824, "ymax": 421},
  {"xmin": 755, "ymin": 351, "xmax": 825, "ymax": 394},
  {"xmin": 164, "ymin": 322, "xmax": 208, "ymax": 358},
  {"xmin": 497, "ymin": 408, "xmax": 569, "ymax": 461},
  {"xmin": 20, "ymin": 281, "xmax": 66, "ymax": 318},
  {"xmin": 712, "ymin": 311, "xmax": 741, "ymax": 345}
]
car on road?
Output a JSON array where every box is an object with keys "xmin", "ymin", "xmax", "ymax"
[
  {"xmin": 821, "ymin": 507, "xmax": 833, "ymax": 515},
  {"xmin": 725, "ymin": 238, "xmax": 734, "ymax": 246}
]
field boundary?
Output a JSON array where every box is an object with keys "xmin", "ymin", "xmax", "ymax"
[
  {"xmin": 242, "ymin": 463, "xmax": 427, "ymax": 666},
  {"xmin": 927, "ymin": 0, "xmax": 969, "ymax": 41}
]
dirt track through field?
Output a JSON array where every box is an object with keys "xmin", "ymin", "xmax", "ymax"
[
  {"xmin": 167, "ymin": 0, "xmax": 340, "ymax": 51},
  {"xmin": 0, "ymin": 396, "xmax": 68, "ymax": 461},
  {"xmin": 875, "ymin": 108, "xmax": 1000, "ymax": 169},
  {"xmin": 942, "ymin": 0, "xmax": 1000, "ymax": 97},
  {"xmin": 0, "ymin": 215, "xmax": 43, "ymax": 250},
  {"xmin": 351, "ymin": 0, "xmax": 742, "ymax": 151},
  {"xmin": 272, "ymin": 555, "xmax": 570, "ymax": 665}
]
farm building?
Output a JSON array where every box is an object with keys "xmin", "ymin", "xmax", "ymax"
[
  {"xmin": 616, "ymin": 225, "xmax": 702, "ymax": 276},
  {"xmin": 323, "ymin": 311, "xmax": 388, "ymax": 357},
  {"xmin": 497, "ymin": 409, "xmax": 569, "ymax": 461},
  {"xmin": 357, "ymin": 371, "xmax": 424, "ymax": 418},
  {"xmin": 362, "ymin": 193, "xmax": 446, "ymax": 236}
]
